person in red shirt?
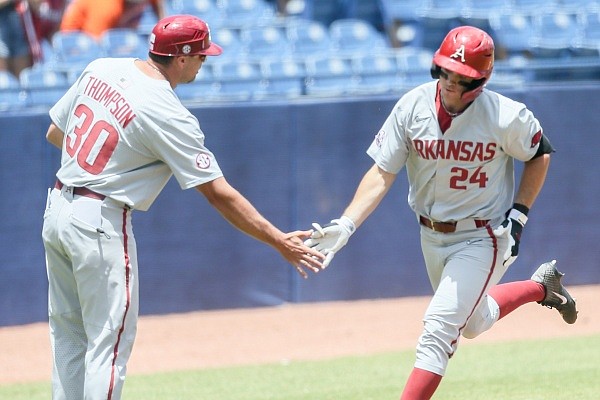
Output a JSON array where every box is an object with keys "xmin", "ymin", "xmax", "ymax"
[{"xmin": 18, "ymin": 0, "xmax": 67, "ymax": 63}]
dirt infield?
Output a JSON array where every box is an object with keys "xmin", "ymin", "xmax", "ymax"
[{"xmin": 1, "ymin": 285, "xmax": 598, "ymax": 384}]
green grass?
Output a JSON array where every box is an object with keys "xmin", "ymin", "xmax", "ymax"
[{"xmin": 2, "ymin": 335, "xmax": 599, "ymax": 399}]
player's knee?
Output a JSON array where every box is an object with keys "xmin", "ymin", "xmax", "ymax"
[
  {"xmin": 461, "ymin": 325, "xmax": 480, "ymax": 339},
  {"xmin": 461, "ymin": 296, "xmax": 500, "ymax": 339},
  {"xmin": 420, "ymin": 318, "xmax": 457, "ymax": 354}
]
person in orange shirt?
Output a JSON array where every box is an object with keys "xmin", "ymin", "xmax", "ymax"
[{"xmin": 60, "ymin": 0, "xmax": 164, "ymax": 38}]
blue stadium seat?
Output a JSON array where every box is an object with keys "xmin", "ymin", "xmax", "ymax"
[
  {"xmin": 460, "ymin": 0, "xmax": 511, "ymax": 32},
  {"xmin": 304, "ymin": 55, "xmax": 357, "ymax": 96},
  {"xmin": 378, "ymin": 0, "xmax": 427, "ymax": 48},
  {"xmin": 19, "ymin": 67, "xmax": 68, "ymax": 88},
  {"xmin": 0, "ymin": 90, "xmax": 29, "ymax": 110},
  {"xmin": 329, "ymin": 19, "xmax": 388, "ymax": 56},
  {"xmin": 0, "ymin": 71, "xmax": 27, "ymax": 110},
  {"xmin": 286, "ymin": 19, "xmax": 333, "ymax": 59},
  {"xmin": 557, "ymin": 0, "xmax": 600, "ymax": 13},
  {"xmin": 417, "ymin": 0, "xmax": 466, "ymax": 50},
  {"xmin": 38, "ymin": 39, "xmax": 58, "ymax": 68},
  {"xmin": 511, "ymin": 0, "xmax": 558, "ymax": 13},
  {"xmin": 462, "ymin": 0, "xmax": 511, "ymax": 20},
  {"xmin": 212, "ymin": 60, "xmax": 266, "ymax": 100},
  {"xmin": 211, "ymin": 28, "xmax": 245, "ymax": 61},
  {"xmin": 213, "ymin": 59, "xmax": 262, "ymax": 80},
  {"xmin": 259, "ymin": 58, "xmax": 305, "ymax": 98},
  {"xmin": 292, "ymin": 0, "xmax": 347, "ymax": 26},
  {"xmin": 171, "ymin": 0, "xmax": 225, "ymax": 29},
  {"xmin": 175, "ymin": 81, "xmax": 221, "ymax": 103},
  {"xmin": 101, "ymin": 29, "xmax": 148, "ymax": 59},
  {"xmin": 489, "ymin": 13, "xmax": 536, "ymax": 59},
  {"xmin": 0, "ymin": 71, "xmax": 20, "ymax": 90},
  {"xmin": 52, "ymin": 31, "xmax": 104, "ymax": 70},
  {"xmin": 257, "ymin": 77, "xmax": 303, "ymax": 99},
  {"xmin": 215, "ymin": 0, "xmax": 275, "ymax": 29},
  {"xmin": 423, "ymin": 0, "xmax": 467, "ymax": 19},
  {"xmin": 344, "ymin": 0, "xmax": 385, "ymax": 31},
  {"xmin": 572, "ymin": 11, "xmax": 600, "ymax": 57},
  {"xmin": 19, "ymin": 67, "xmax": 69, "ymax": 108},
  {"xmin": 261, "ymin": 58, "xmax": 306, "ymax": 79},
  {"xmin": 388, "ymin": 19, "xmax": 426, "ymax": 48},
  {"xmin": 175, "ymin": 64, "xmax": 221, "ymax": 102},
  {"xmin": 136, "ymin": 0, "xmax": 176, "ymax": 36},
  {"xmin": 352, "ymin": 52, "xmax": 403, "ymax": 94},
  {"xmin": 239, "ymin": 26, "xmax": 292, "ymax": 59},
  {"xmin": 530, "ymin": 12, "xmax": 579, "ymax": 59},
  {"xmin": 136, "ymin": 8, "xmax": 157, "ymax": 36},
  {"xmin": 394, "ymin": 47, "xmax": 434, "ymax": 87},
  {"xmin": 378, "ymin": 0, "xmax": 426, "ymax": 23},
  {"xmin": 486, "ymin": 64, "xmax": 527, "ymax": 90}
]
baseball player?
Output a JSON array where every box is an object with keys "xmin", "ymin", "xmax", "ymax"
[
  {"xmin": 305, "ymin": 26, "xmax": 578, "ymax": 399},
  {"xmin": 42, "ymin": 15, "xmax": 324, "ymax": 400}
]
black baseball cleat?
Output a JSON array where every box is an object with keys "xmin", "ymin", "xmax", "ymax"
[{"xmin": 530, "ymin": 260, "xmax": 578, "ymax": 324}]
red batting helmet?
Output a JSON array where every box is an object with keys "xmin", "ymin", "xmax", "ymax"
[
  {"xmin": 431, "ymin": 26, "xmax": 494, "ymax": 102},
  {"xmin": 149, "ymin": 15, "xmax": 222, "ymax": 57}
]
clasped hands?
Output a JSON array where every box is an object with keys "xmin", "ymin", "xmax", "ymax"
[
  {"xmin": 303, "ymin": 216, "xmax": 356, "ymax": 269},
  {"xmin": 285, "ymin": 216, "xmax": 355, "ymax": 278}
]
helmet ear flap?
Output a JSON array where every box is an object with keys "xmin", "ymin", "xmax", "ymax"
[{"xmin": 430, "ymin": 64, "xmax": 441, "ymax": 79}]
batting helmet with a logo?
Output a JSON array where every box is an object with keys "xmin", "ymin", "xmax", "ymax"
[
  {"xmin": 431, "ymin": 26, "xmax": 494, "ymax": 101},
  {"xmin": 149, "ymin": 15, "xmax": 222, "ymax": 57}
]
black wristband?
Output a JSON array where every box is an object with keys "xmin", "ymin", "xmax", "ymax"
[{"xmin": 512, "ymin": 203, "xmax": 530, "ymax": 216}]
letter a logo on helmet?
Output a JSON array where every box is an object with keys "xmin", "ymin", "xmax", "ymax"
[{"xmin": 450, "ymin": 45, "xmax": 466, "ymax": 62}]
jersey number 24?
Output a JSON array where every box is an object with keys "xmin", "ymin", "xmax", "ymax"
[{"xmin": 450, "ymin": 166, "xmax": 488, "ymax": 189}]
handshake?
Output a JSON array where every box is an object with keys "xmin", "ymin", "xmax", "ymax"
[{"xmin": 304, "ymin": 216, "xmax": 356, "ymax": 269}]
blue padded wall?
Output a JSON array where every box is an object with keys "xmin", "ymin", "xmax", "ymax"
[{"xmin": 1, "ymin": 85, "xmax": 599, "ymax": 326}]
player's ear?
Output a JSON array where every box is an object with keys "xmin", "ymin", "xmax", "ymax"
[{"xmin": 174, "ymin": 55, "xmax": 187, "ymax": 69}]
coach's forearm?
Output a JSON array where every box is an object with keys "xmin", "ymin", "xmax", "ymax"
[{"xmin": 197, "ymin": 177, "xmax": 284, "ymax": 246}]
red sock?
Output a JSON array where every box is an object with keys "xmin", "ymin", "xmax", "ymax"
[
  {"xmin": 400, "ymin": 367, "xmax": 443, "ymax": 400},
  {"xmin": 488, "ymin": 280, "xmax": 545, "ymax": 320}
]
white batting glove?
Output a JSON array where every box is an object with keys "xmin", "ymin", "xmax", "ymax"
[
  {"xmin": 493, "ymin": 206, "xmax": 529, "ymax": 267},
  {"xmin": 304, "ymin": 216, "xmax": 356, "ymax": 268}
]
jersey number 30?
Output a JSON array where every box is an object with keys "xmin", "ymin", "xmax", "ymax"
[
  {"xmin": 65, "ymin": 104, "xmax": 118, "ymax": 175},
  {"xmin": 449, "ymin": 166, "xmax": 488, "ymax": 189}
]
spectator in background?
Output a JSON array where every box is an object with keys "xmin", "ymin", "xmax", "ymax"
[
  {"xmin": 0, "ymin": 0, "xmax": 32, "ymax": 77},
  {"xmin": 19, "ymin": 0, "xmax": 67, "ymax": 64},
  {"xmin": 119, "ymin": 0, "xmax": 165, "ymax": 29},
  {"xmin": 60, "ymin": 0, "xmax": 165, "ymax": 39}
]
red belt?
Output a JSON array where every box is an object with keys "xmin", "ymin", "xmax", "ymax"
[
  {"xmin": 55, "ymin": 180, "xmax": 106, "ymax": 201},
  {"xmin": 419, "ymin": 215, "xmax": 489, "ymax": 233}
]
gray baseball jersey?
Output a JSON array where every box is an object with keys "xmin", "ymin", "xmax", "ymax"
[
  {"xmin": 367, "ymin": 81, "xmax": 542, "ymax": 222},
  {"xmin": 50, "ymin": 57, "xmax": 223, "ymax": 211}
]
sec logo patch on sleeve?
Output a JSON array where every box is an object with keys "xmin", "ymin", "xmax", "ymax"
[
  {"xmin": 531, "ymin": 130, "xmax": 542, "ymax": 148},
  {"xmin": 375, "ymin": 129, "xmax": 386, "ymax": 148},
  {"xmin": 196, "ymin": 152, "xmax": 211, "ymax": 169}
]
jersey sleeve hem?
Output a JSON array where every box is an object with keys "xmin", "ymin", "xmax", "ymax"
[{"xmin": 181, "ymin": 172, "xmax": 224, "ymax": 190}]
